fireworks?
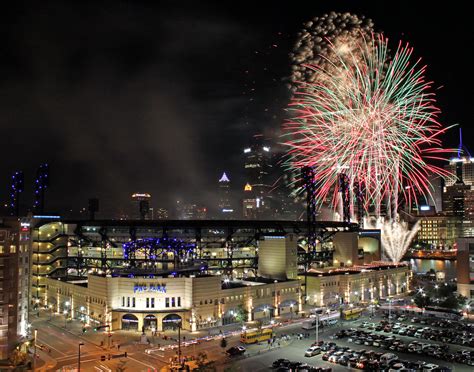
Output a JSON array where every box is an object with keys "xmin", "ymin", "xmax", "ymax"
[
  {"xmin": 283, "ymin": 33, "xmax": 449, "ymax": 217},
  {"xmin": 366, "ymin": 216, "xmax": 420, "ymax": 263},
  {"xmin": 290, "ymin": 12, "xmax": 375, "ymax": 88}
]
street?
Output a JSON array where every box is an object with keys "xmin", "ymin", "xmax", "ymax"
[{"xmin": 30, "ymin": 308, "xmax": 474, "ymax": 372}]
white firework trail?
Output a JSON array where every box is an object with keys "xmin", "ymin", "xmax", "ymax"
[{"xmin": 366, "ymin": 215, "xmax": 420, "ymax": 263}]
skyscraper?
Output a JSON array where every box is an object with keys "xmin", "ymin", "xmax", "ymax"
[
  {"xmin": 444, "ymin": 130, "xmax": 474, "ymax": 187},
  {"xmin": 243, "ymin": 135, "xmax": 273, "ymax": 218},
  {"xmin": 131, "ymin": 193, "xmax": 152, "ymax": 220},
  {"xmin": 242, "ymin": 183, "xmax": 257, "ymax": 219},
  {"xmin": 218, "ymin": 172, "xmax": 234, "ymax": 218},
  {"xmin": 155, "ymin": 207, "xmax": 169, "ymax": 219}
]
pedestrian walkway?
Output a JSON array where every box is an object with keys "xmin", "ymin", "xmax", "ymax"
[{"xmin": 32, "ymin": 347, "xmax": 58, "ymax": 372}]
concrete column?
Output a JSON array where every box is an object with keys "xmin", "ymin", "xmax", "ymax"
[
  {"xmin": 156, "ymin": 314, "xmax": 163, "ymax": 332},
  {"xmin": 138, "ymin": 314, "xmax": 144, "ymax": 333}
]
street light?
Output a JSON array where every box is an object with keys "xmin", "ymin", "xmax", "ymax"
[
  {"xmin": 290, "ymin": 303, "xmax": 294, "ymax": 320},
  {"xmin": 315, "ymin": 314, "xmax": 320, "ymax": 345},
  {"xmin": 176, "ymin": 320, "xmax": 183, "ymax": 369},
  {"xmin": 33, "ymin": 329, "xmax": 38, "ymax": 372},
  {"xmin": 78, "ymin": 342, "xmax": 84, "ymax": 372},
  {"xmin": 48, "ymin": 304, "xmax": 53, "ymax": 321},
  {"xmin": 388, "ymin": 297, "xmax": 392, "ymax": 326},
  {"xmin": 64, "ymin": 301, "xmax": 70, "ymax": 329}
]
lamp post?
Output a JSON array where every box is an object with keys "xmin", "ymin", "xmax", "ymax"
[
  {"xmin": 33, "ymin": 329, "xmax": 37, "ymax": 372},
  {"xmin": 64, "ymin": 301, "xmax": 70, "ymax": 329},
  {"xmin": 78, "ymin": 342, "xmax": 84, "ymax": 372},
  {"xmin": 48, "ymin": 304, "xmax": 53, "ymax": 321},
  {"xmin": 315, "ymin": 314, "xmax": 319, "ymax": 344},
  {"xmin": 177, "ymin": 320, "xmax": 183, "ymax": 369},
  {"xmin": 290, "ymin": 304, "xmax": 294, "ymax": 320},
  {"xmin": 388, "ymin": 297, "xmax": 392, "ymax": 326}
]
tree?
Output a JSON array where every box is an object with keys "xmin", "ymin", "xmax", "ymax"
[
  {"xmin": 413, "ymin": 293, "xmax": 431, "ymax": 309},
  {"xmin": 220, "ymin": 338, "xmax": 227, "ymax": 349},
  {"xmin": 234, "ymin": 304, "xmax": 248, "ymax": 323},
  {"xmin": 440, "ymin": 294, "xmax": 467, "ymax": 310},
  {"xmin": 10, "ymin": 349, "xmax": 27, "ymax": 366},
  {"xmin": 195, "ymin": 352, "xmax": 216, "ymax": 372}
]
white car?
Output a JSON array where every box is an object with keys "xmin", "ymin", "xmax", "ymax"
[
  {"xmin": 304, "ymin": 346, "xmax": 321, "ymax": 357},
  {"xmin": 423, "ymin": 364, "xmax": 439, "ymax": 371}
]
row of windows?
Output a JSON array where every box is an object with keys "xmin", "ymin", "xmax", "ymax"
[
  {"xmin": 0, "ymin": 245, "xmax": 18, "ymax": 254},
  {"xmin": 121, "ymin": 296, "xmax": 182, "ymax": 308},
  {"xmin": 322, "ymin": 281, "xmax": 339, "ymax": 287},
  {"xmin": 122, "ymin": 297, "xmax": 136, "ymax": 308}
]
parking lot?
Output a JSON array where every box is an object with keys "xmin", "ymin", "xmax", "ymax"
[{"xmin": 235, "ymin": 311, "xmax": 474, "ymax": 371}]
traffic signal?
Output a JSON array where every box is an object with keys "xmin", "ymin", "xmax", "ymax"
[{"xmin": 100, "ymin": 355, "xmax": 105, "ymax": 361}]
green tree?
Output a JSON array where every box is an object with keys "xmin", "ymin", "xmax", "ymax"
[{"xmin": 234, "ymin": 304, "xmax": 248, "ymax": 323}]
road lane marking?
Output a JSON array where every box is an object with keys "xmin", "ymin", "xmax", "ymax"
[
  {"xmin": 128, "ymin": 355, "xmax": 158, "ymax": 371},
  {"xmin": 37, "ymin": 338, "xmax": 67, "ymax": 356}
]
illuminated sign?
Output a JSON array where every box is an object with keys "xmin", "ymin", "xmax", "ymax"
[
  {"xmin": 244, "ymin": 183, "xmax": 252, "ymax": 191},
  {"xmin": 243, "ymin": 148, "xmax": 251, "ymax": 153},
  {"xmin": 263, "ymin": 146, "xmax": 270, "ymax": 152},
  {"xmin": 20, "ymin": 222, "xmax": 30, "ymax": 232},
  {"xmin": 33, "ymin": 215, "xmax": 60, "ymax": 219},
  {"xmin": 222, "ymin": 209, "xmax": 234, "ymax": 213},
  {"xmin": 133, "ymin": 283, "xmax": 166, "ymax": 293},
  {"xmin": 420, "ymin": 205, "xmax": 430, "ymax": 211},
  {"xmin": 132, "ymin": 193, "xmax": 151, "ymax": 198}
]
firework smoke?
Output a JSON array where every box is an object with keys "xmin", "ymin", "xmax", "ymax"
[{"xmin": 290, "ymin": 12, "xmax": 376, "ymax": 88}]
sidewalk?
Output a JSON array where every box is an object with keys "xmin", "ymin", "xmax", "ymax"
[{"xmin": 34, "ymin": 348, "xmax": 58, "ymax": 372}]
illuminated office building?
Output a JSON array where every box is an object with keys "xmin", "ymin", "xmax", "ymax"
[
  {"xmin": 0, "ymin": 218, "xmax": 31, "ymax": 360},
  {"xmin": 218, "ymin": 172, "xmax": 234, "ymax": 219}
]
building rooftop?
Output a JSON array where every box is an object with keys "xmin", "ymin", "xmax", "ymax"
[
  {"xmin": 305, "ymin": 262, "xmax": 408, "ymax": 277},
  {"xmin": 221, "ymin": 276, "xmax": 298, "ymax": 289}
]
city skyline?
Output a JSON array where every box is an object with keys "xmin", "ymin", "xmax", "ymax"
[
  {"xmin": 1, "ymin": 3, "xmax": 473, "ymax": 370},
  {"xmin": 0, "ymin": 1, "xmax": 471, "ymax": 217}
]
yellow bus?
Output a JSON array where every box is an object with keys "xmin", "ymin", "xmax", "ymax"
[
  {"xmin": 240, "ymin": 328, "xmax": 273, "ymax": 344},
  {"xmin": 342, "ymin": 308, "xmax": 364, "ymax": 320}
]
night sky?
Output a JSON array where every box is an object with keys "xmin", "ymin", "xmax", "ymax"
[{"xmin": 0, "ymin": 1, "xmax": 471, "ymax": 217}]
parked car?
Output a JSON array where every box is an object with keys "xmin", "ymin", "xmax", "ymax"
[
  {"xmin": 272, "ymin": 359, "xmax": 290, "ymax": 368},
  {"xmin": 380, "ymin": 353, "xmax": 398, "ymax": 365},
  {"xmin": 305, "ymin": 346, "xmax": 321, "ymax": 357}
]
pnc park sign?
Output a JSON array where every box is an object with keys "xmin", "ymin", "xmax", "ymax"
[{"xmin": 133, "ymin": 283, "xmax": 167, "ymax": 293}]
